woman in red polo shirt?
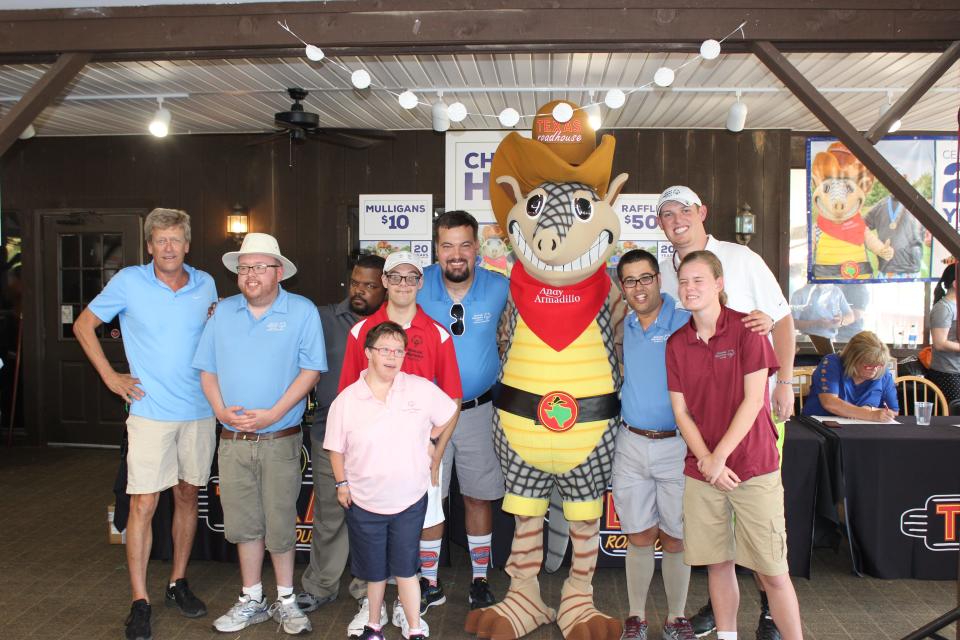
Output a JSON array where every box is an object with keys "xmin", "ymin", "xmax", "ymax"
[{"xmin": 665, "ymin": 250, "xmax": 803, "ymax": 640}]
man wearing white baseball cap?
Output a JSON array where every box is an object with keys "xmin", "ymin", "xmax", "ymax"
[
  {"xmin": 337, "ymin": 250, "xmax": 462, "ymax": 638},
  {"xmin": 655, "ymin": 188, "xmax": 796, "ymax": 640},
  {"xmin": 193, "ymin": 232, "xmax": 327, "ymax": 635}
]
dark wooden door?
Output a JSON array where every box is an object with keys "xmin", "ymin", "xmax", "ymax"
[{"xmin": 41, "ymin": 211, "xmax": 143, "ymax": 445}]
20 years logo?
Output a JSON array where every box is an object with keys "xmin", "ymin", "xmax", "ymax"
[{"xmin": 900, "ymin": 494, "xmax": 960, "ymax": 551}]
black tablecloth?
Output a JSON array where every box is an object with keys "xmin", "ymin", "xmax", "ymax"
[{"xmin": 825, "ymin": 417, "xmax": 960, "ymax": 580}]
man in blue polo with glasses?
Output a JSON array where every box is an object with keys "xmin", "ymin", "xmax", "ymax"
[{"xmin": 419, "ymin": 210, "xmax": 509, "ymax": 613}]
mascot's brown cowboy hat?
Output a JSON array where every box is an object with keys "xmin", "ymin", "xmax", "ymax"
[{"xmin": 490, "ymin": 100, "xmax": 616, "ymax": 229}]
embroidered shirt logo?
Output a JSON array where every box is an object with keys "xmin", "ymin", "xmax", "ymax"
[
  {"xmin": 714, "ymin": 349, "xmax": 736, "ymax": 360},
  {"xmin": 266, "ymin": 321, "xmax": 287, "ymax": 332},
  {"xmin": 472, "ymin": 311, "xmax": 492, "ymax": 324}
]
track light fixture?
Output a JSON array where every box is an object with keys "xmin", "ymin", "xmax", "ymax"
[
  {"xmin": 726, "ymin": 90, "xmax": 747, "ymax": 133},
  {"xmin": 148, "ymin": 97, "xmax": 171, "ymax": 137},
  {"xmin": 879, "ymin": 91, "xmax": 902, "ymax": 134}
]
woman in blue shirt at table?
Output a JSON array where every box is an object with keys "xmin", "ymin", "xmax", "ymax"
[{"xmin": 801, "ymin": 330, "xmax": 899, "ymax": 421}]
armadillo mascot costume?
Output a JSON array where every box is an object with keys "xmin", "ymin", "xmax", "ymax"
[{"xmin": 465, "ymin": 102, "xmax": 627, "ymax": 640}]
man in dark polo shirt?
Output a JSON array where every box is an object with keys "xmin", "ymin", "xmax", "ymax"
[{"xmin": 298, "ymin": 254, "xmax": 386, "ymax": 622}]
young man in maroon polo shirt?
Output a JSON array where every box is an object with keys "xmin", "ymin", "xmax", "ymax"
[{"xmin": 665, "ymin": 251, "xmax": 803, "ymax": 640}]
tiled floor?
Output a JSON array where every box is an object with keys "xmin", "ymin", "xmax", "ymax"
[{"xmin": 0, "ymin": 447, "xmax": 956, "ymax": 640}]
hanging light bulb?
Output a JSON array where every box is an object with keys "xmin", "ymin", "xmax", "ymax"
[
  {"xmin": 552, "ymin": 101, "xmax": 573, "ymax": 123},
  {"xmin": 351, "ymin": 69, "xmax": 372, "ymax": 89},
  {"xmin": 726, "ymin": 91, "xmax": 747, "ymax": 133},
  {"xmin": 586, "ymin": 104, "xmax": 602, "ymax": 130},
  {"xmin": 604, "ymin": 89, "xmax": 626, "ymax": 109},
  {"xmin": 880, "ymin": 92, "xmax": 902, "ymax": 134},
  {"xmin": 398, "ymin": 90, "xmax": 419, "ymax": 110},
  {"xmin": 149, "ymin": 97, "xmax": 171, "ymax": 137},
  {"xmin": 432, "ymin": 101, "xmax": 450, "ymax": 132},
  {"xmin": 498, "ymin": 107, "xmax": 520, "ymax": 128},
  {"xmin": 654, "ymin": 67, "xmax": 675, "ymax": 88},
  {"xmin": 305, "ymin": 44, "xmax": 325, "ymax": 62},
  {"xmin": 448, "ymin": 102, "xmax": 468, "ymax": 123},
  {"xmin": 700, "ymin": 39, "xmax": 721, "ymax": 60},
  {"xmin": 19, "ymin": 124, "xmax": 36, "ymax": 140}
]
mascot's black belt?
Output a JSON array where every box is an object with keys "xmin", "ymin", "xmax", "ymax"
[
  {"xmin": 494, "ymin": 384, "xmax": 620, "ymax": 426},
  {"xmin": 812, "ymin": 261, "xmax": 872, "ymax": 277}
]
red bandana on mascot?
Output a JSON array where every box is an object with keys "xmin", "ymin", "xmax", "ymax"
[{"xmin": 464, "ymin": 101, "xmax": 627, "ymax": 640}]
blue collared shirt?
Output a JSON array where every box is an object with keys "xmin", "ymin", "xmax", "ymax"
[
  {"xmin": 419, "ymin": 263, "xmax": 509, "ymax": 401},
  {"xmin": 192, "ymin": 286, "xmax": 328, "ymax": 433},
  {"xmin": 88, "ymin": 262, "xmax": 217, "ymax": 421},
  {"xmin": 621, "ymin": 293, "xmax": 690, "ymax": 430}
]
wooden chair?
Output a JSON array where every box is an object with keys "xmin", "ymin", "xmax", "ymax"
[
  {"xmin": 894, "ymin": 375, "xmax": 949, "ymax": 417},
  {"xmin": 793, "ymin": 366, "xmax": 816, "ymax": 412}
]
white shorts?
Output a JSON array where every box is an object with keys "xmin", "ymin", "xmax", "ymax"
[
  {"xmin": 126, "ymin": 415, "xmax": 216, "ymax": 494},
  {"xmin": 423, "ymin": 460, "xmax": 446, "ymax": 529},
  {"xmin": 611, "ymin": 426, "xmax": 686, "ymax": 539}
]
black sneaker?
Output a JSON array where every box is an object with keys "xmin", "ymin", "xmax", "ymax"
[
  {"xmin": 468, "ymin": 577, "xmax": 496, "ymax": 609},
  {"xmin": 419, "ymin": 577, "xmax": 446, "ymax": 615},
  {"xmin": 125, "ymin": 599, "xmax": 152, "ymax": 640},
  {"xmin": 165, "ymin": 578, "xmax": 207, "ymax": 618},
  {"xmin": 690, "ymin": 601, "xmax": 716, "ymax": 638},
  {"xmin": 756, "ymin": 611, "xmax": 782, "ymax": 640},
  {"xmin": 357, "ymin": 625, "xmax": 385, "ymax": 640}
]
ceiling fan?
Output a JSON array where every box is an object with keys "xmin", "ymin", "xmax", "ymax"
[{"xmin": 253, "ymin": 87, "xmax": 396, "ymax": 150}]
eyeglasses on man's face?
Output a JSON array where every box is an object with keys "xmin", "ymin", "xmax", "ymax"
[
  {"xmin": 371, "ymin": 346, "xmax": 405, "ymax": 358},
  {"xmin": 384, "ymin": 272, "xmax": 422, "ymax": 286},
  {"xmin": 237, "ymin": 264, "xmax": 280, "ymax": 275},
  {"xmin": 621, "ymin": 273, "xmax": 658, "ymax": 289},
  {"xmin": 449, "ymin": 302, "xmax": 465, "ymax": 336}
]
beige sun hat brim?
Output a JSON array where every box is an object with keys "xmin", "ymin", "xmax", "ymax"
[{"xmin": 222, "ymin": 232, "xmax": 298, "ymax": 280}]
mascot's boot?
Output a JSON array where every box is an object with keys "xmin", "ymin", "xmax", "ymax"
[
  {"xmin": 465, "ymin": 515, "xmax": 556, "ymax": 640},
  {"xmin": 557, "ymin": 519, "xmax": 622, "ymax": 640}
]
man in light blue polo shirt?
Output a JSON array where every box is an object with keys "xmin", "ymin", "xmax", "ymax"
[
  {"xmin": 193, "ymin": 233, "xmax": 327, "ymax": 636},
  {"xmin": 418, "ymin": 210, "xmax": 509, "ymax": 612},
  {"xmin": 612, "ymin": 249, "xmax": 694, "ymax": 640},
  {"xmin": 74, "ymin": 208, "xmax": 217, "ymax": 640}
]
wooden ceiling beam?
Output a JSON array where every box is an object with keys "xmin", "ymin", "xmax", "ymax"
[
  {"xmin": 0, "ymin": 51, "xmax": 90, "ymax": 157},
  {"xmin": 866, "ymin": 40, "xmax": 960, "ymax": 144},
  {"xmin": 751, "ymin": 40, "xmax": 960, "ymax": 259},
  {"xmin": 0, "ymin": 3, "xmax": 958, "ymax": 57}
]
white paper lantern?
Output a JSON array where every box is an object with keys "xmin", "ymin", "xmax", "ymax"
[
  {"xmin": 448, "ymin": 102, "xmax": 468, "ymax": 122},
  {"xmin": 351, "ymin": 69, "xmax": 371, "ymax": 89},
  {"xmin": 700, "ymin": 39, "xmax": 721, "ymax": 60},
  {"xmin": 654, "ymin": 67, "xmax": 675, "ymax": 88},
  {"xmin": 305, "ymin": 45, "xmax": 325, "ymax": 62},
  {"xmin": 552, "ymin": 101, "xmax": 573, "ymax": 123},
  {"xmin": 604, "ymin": 89, "xmax": 626, "ymax": 109},
  {"xmin": 398, "ymin": 91, "xmax": 419, "ymax": 110},
  {"xmin": 498, "ymin": 107, "xmax": 520, "ymax": 128}
]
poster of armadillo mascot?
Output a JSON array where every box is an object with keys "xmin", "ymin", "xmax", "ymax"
[{"xmin": 465, "ymin": 101, "xmax": 626, "ymax": 640}]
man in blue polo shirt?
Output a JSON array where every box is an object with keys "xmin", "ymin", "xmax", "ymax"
[
  {"xmin": 193, "ymin": 233, "xmax": 327, "ymax": 636},
  {"xmin": 419, "ymin": 210, "xmax": 509, "ymax": 611},
  {"xmin": 612, "ymin": 249, "xmax": 694, "ymax": 640},
  {"xmin": 74, "ymin": 208, "xmax": 218, "ymax": 640}
]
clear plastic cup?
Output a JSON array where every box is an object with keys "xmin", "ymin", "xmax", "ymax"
[{"xmin": 914, "ymin": 401, "xmax": 933, "ymax": 425}]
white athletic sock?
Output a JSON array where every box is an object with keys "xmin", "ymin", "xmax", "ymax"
[
  {"xmin": 277, "ymin": 585, "xmax": 294, "ymax": 601},
  {"xmin": 242, "ymin": 583, "xmax": 263, "ymax": 602},
  {"xmin": 467, "ymin": 533, "xmax": 493, "ymax": 579},
  {"xmin": 419, "ymin": 539, "xmax": 442, "ymax": 586},
  {"xmin": 717, "ymin": 632, "xmax": 738, "ymax": 640}
]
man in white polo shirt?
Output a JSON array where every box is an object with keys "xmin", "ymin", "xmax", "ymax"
[
  {"xmin": 656, "ymin": 186, "xmax": 795, "ymax": 640},
  {"xmin": 74, "ymin": 208, "xmax": 218, "ymax": 640}
]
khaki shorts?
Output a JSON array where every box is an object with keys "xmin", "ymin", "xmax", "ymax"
[
  {"xmin": 126, "ymin": 415, "xmax": 216, "ymax": 494},
  {"xmin": 218, "ymin": 433, "xmax": 304, "ymax": 554},
  {"xmin": 682, "ymin": 471, "xmax": 789, "ymax": 576}
]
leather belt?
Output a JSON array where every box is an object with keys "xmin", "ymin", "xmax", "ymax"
[
  {"xmin": 495, "ymin": 384, "xmax": 619, "ymax": 425},
  {"xmin": 625, "ymin": 425, "xmax": 677, "ymax": 439},
  {"xmin": 461, "ymin": 389, "xmax": 493, "ymax": 411},
  {"xmin": 220, "ymin": 426, "xmax": 302, "ymax": 442}
]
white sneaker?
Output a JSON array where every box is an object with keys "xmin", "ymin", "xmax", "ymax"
[
  {"xmin": 213, "ymin": 594, "xmax": 270, "ymax": 632},
  {"xmin": 392, "ymin": 598, "xmax": 429, "ymax": 637},
  {"xmin": 269, "ymin": 596, "xmax": 313, "ymax": 635},
  {"xmin": 348, "ymin": 596, "xmax": 388, "ymax": 638}
]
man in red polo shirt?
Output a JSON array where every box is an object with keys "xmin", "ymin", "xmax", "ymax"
[{"xmin": 338, "ymin": 250, "xmax": 462, "ymax": 636}]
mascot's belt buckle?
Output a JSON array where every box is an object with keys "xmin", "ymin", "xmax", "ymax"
[
  {"xmin": 536, "ymin": 391, "xmax": 579, "ymax": 432},
  {"xmin": 840, "ymin": 260, "xmax": 862, "ymax": 278}
]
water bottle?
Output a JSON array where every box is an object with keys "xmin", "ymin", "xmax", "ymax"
[{"xmin": 908, "ymin": 324, "xmax": 918, "ymax": 349}]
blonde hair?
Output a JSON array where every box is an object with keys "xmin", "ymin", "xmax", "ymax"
[
  {"xmin": 144, "ymin": 208, "xmax": 191, "ymax": 243},
  {"xmin": 840, "ymin": 331, "xmax": 890, "ymax": 380},
  {"xmin": 678, "ymin": 250, "xmax": 728, "ymax": 306}
]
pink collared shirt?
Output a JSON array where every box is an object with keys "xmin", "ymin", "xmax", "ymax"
[{"xmin": 324, "ymin": 370, "xmax": 458, "ymax": 514}]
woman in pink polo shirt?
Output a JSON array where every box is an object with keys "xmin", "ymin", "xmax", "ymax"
[
  {"xmin": 325, "ymin": 321, "xmax": 458, "ymax": 640},
  {"xmin": 665, "ymin": 251, "xmax": 803, "ymax": 640}
]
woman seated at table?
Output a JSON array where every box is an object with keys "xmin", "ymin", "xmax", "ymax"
[{"xmin": 801, "ymin": 330, "xmax": 899, "ymax": 421}]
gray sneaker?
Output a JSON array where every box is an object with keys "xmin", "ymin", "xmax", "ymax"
[
  {"xmin": 213, "ymin": 594, "xmax": 270, "ymax": 632},
  {"xmin": 621, "ymin": 616, "xmax": 647, "ymax": 640},
  {"xmin": 295, "ymin": 591, "xmax": 336, "ymax": 613},
  {"xmin": 270, "ymin": 596, "xmax": 313, "ymax": 635},
  {"xmin": 348, "ymin": 597, "xmax": 388, "ymax": 638},
  {"xmin": 662, "ymin": 617, "xmax": 696, "ymax": 640}
]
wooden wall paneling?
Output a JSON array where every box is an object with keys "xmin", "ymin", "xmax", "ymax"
[
  {"xmin": 735, "ymin": 132, "xmax": 765, "ymax": 254},
  {"xmin": 412, "ymin": 133, "xmax": 445, "ymax": 204},
  {"xmin": 712, "ymin": 131, "xmax": 741, "ymax": 244},
  {"xmin": 610, "ymin": 130, "xmax": 640, "ymax": 194},
  {"xmin": 686, "ymin": 131, "xmax": 717, "ymax": 213},
  {"xmin": 289, "ymin": 139, "xmax": 322, "ymax": 301},
  {"xmin": 177, "ymin": 137, "xmax": 209, "ymax": 270},
  {"xmin": 634, "ymin": 131, "xmax": 665, "ymax": 194},
  {"xmin": 764, "ymin": 131, "xmax": 792, "ymax": 291}
]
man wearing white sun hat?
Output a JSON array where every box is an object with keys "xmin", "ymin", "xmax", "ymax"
[{"xmin": 193, "ymin": 232, "xmax": 327, "ymax": 636}]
